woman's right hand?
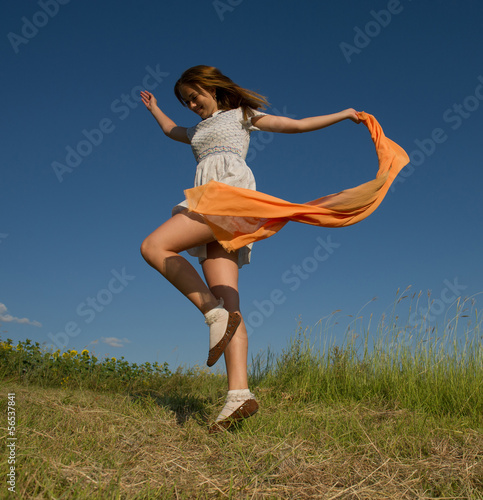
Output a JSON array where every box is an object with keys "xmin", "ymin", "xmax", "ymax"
[{"xmin": 140, "ymin": 90, "xmax": 158, "ymax": 112}]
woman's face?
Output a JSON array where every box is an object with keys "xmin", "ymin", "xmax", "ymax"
[{"xmin": 179, "ymin": 84, "xmax": 218, "ymax": 119}]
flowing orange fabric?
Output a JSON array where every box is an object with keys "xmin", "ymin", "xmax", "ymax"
[{"xmin": 185, "ymin": 112, "xmax": 409, "ymax": 252}]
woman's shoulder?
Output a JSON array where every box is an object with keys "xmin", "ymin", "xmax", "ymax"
[
  {"xmin": 223, "ymin": 107, "xmax": 264, "ymax": 123},
  {"xmin": 219, "ymin": 107, "xmax": 243, "ymax": 117},
  {"xmin": 211, "ymin": 107, "xmax": 244, "ymax": 125}
]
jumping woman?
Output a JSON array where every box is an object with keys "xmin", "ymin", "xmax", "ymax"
[{"xmin": 140, "ymin": 65, "xmax": 408, "ymax": 433}]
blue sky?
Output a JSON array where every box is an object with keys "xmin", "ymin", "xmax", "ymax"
[{"xmin": 1, "ymin": 0, "xmax": 482, "ymax": 370}]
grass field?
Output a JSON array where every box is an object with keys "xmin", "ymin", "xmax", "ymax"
[{"xmin": 1, "ymin": 293, "xmax": 482, "ymax": 499}]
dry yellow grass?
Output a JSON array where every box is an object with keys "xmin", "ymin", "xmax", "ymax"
[{"xmin": 1, "ymin": 381, "xmax": 481, "ymax": 499}]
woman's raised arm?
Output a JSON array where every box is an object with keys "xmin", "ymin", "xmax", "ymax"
[
  {"xmin": 140, "ymin": 91, "xmax": 190, "ymax": 144},
  {"xmin": 251, "ymin": 108, "xmax": 360, "ymax": 134}
]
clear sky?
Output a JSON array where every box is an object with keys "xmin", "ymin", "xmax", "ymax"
[{"xmin": 1, "ymin": 0, "xmax": 482, "ymax": 370}]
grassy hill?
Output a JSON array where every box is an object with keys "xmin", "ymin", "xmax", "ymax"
[{"xmin": 1, "ymin": 308, "xmax": 482, "ymax": 498}]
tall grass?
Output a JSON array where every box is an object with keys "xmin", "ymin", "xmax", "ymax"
[{"xmin": 250, "ymin": 289, "xmax": 483, "ymax": 420}]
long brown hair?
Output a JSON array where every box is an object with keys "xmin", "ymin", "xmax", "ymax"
[{"xmin": 174, "ymin": 65, "xmax": 269, "ymax": 119}]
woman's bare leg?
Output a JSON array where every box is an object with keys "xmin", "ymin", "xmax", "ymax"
[
  {"xmin": 202, "ymin": 242, "xmax": 248, "ymax": 390},
  {"xmin": 140, "ymin": 211, "xmax": 219, "ymax": 314}
]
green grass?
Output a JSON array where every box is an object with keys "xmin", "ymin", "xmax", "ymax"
[{"xmin": 1, "ymin": 292, "xmax": 482, "ymax": 498}]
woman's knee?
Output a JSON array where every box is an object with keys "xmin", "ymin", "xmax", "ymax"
[
  {"xmin": 140, "ymin": 237, "xmax": 151, "ymax": 262},
  {"xmin": 140, "ymin": 234, "xmax": 166, "ymax": 264}
]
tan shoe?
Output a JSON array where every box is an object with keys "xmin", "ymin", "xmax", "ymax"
[
  {"xmin": 208, "ymin": 398, "xmax": 259, "ymax": 434},
  {"xmin": 206, "ymin": 311, "xmax": 241, "ymax": 367}
]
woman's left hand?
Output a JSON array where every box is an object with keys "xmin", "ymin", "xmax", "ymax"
[{"xmin": 345, "ymin": 108, "xmax": 361, "ymax": 124}]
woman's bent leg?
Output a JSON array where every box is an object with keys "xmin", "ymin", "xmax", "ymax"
[{"xmin": 140, "ymin": 211, "xmax": 219, "ymax": 314}]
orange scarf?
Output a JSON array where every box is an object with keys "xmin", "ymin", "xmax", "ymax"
[{"xmin": 185, "ymin": 112, "xmax": 410, "ymax": 252}]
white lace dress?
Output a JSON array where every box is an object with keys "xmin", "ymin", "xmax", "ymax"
[{"xmin": 173, "ymin": 107, "xmax": 266, "ymax": 268}]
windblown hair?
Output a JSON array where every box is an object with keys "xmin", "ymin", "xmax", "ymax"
[{"xmin": 174, "ymin": 65, "xmax": 269, "ymax": 119}]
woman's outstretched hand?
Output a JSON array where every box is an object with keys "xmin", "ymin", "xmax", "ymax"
[
  {"xmin": 345, "ymin": 108, "xmax": 361, "ymax": 124},
  {"xmin": 140, "ymin": 90, "xmax": 158, "ymax": 112}
]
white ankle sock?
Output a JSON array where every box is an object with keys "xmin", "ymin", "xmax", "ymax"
[
  {"xmin": 204, "ymin": 299, "xmax": 230, "ymax": 350},
  {"xmin": 215, "ymin": 389, "xmax": 256, "ymax": 422}
]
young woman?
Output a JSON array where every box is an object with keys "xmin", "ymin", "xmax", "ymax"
[{"xmin": 140, "ymin": 65, "xmax": 407, "ymax": 433}]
